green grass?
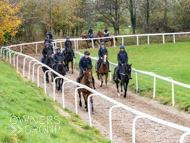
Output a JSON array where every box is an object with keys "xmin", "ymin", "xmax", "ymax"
[
  {"xmin": 75, "ymin": 42, "xmax": 190, "ymax": 112},
  {"xmin": 0, "ymin": 58, "xmax": 110, "ymax": 143}
]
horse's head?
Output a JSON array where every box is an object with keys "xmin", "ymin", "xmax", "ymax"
[
  {"xmin": 97, "ymin": 31, "xmax": 103, "ymax": 37},
  {"xmin": 103, "ymin": 53, "xmax": 108, "ymax": 64},
  {"xmin": 84, "ymin": 65, "xmax": 93, "ymax": 86},
  {"xmin": 47, "ymin": 49, "xmax": 52, "ymax": 58},
  {"xmin": 57, "ymin": 55, "xmax": 63, "ymax": 64},
  {"xmin": 81, "ymin": 35, "xmax": 86, "ymax": 39},
  {"xmin": 123, "ymin": 63, "xmax": 132, "ymax": 79}
]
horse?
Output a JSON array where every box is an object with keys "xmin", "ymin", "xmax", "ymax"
[
  {"xmin": 113, "ymin": 63, "xmax": 132, "ymax": 98},
  {"xmin": 77, "ymin": 65, "xmax": 94, "ymax": 113},
  {"xmin": 95, "ymin": 53, "xmax": 109, "ymax": 87},
  {"xmin": 54, "ymin": 55, "xmax": 67, "ymax": 92},
  {"xmin": 63, "ymin": 47, "xmax": 74, "ymax": 74},
  {"xmin": 97, "ymin": 31, "xmax": 118, "ymax": 46},
  {"xmin": 81, "ymin": 33, "xmax": 100, "ymax": 49},
  {"xmin": 42, "ymin": 49, "xmax": 53, "ymax": 83}
]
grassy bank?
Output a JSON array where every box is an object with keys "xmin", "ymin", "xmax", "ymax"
[
  {"xmin": 74, "ymin": 42, "xmax": 190, "ymax": 112},
  {"xmin": 0, "ymin": 58, "xmax": 110, "ymax": 143}
]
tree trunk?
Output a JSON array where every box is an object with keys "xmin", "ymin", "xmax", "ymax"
[
  {"xmin": 164, "ymin": 0, "xmax": 167, "ymax": 32},
  {"xmin": 146, "ymin": 0, "xmax": 150, "ymax": 33},
  {"xmin": 76, "ymin": 25, "xmax": 78, "ymax": 36},
  {"xmin": 50, "ymin": 0, "xmax": 52, "ymax": 31},
  {"xmin": 129, "ymin": 0, "xmax": 136, "ymax": 34}
]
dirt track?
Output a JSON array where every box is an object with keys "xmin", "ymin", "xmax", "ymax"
[{"xmin": 15, "ymin": 54, "xmax": 190, "ymax": 143}]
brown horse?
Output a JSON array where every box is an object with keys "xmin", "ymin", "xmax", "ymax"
[
  {"xmin": 96, "ymin": 53, "xmax": 109, "ymax": 87},
  {"xmin": 81, "ymin": 33, "xmax": 100, "ymax": 49},
  {"xmin": 76, "ymin": 65, "xmax": 94, "ymax": 113},
  {"xmin": 97, "ymin": 31, "xmax": 118, "ymax": 46}
]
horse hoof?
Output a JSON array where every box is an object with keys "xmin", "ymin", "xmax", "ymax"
[{"xmin": 118, "ymin": 93, "xmax": 120, "ymax": 97}]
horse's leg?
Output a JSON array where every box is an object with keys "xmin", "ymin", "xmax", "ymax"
[
  {"xmin": 78, "ymin": 90, "xmax": 82, "ymax": 107},
  {"xmin": 61, "ymin": 79, "xmax": 63, "ymax": 93},
  {"xmin": 51, "ymin": 72, "xmax": 53, "ymax": 82},
  {"xmin": 91, "ymin": 96, "xmax": 94, "ymax": 114},
  {"xmin": 46, "ymin": 72, "xmax": 49, "ymax": 83},
  {"xmin": 116, "ymin": 81, "xmax": 120, "ymax": 97},
  {"xmin": 105, "ymin": 73, "xmax": 108, "ymax": 88},
  {"xmin": 121, "ymin": 81, "xmax": 123, "ymax": 94},
  {"xmin": 71, "ymin": 60, "xmax": 73, "ymax": 74},
  {"xmin": 85, "ymin": 95, "xmax": 88, "ymax": 112},
  {"xmin": 100, "ymin": 74, "xmax": 103, "ymax": 87},
  {"xmin": 56, "ymin": 78, "xmax": 58, "ymax": 90},
  {"xmin": 124, "ymin": 80, "xmax": 129, "ymax": 98}
]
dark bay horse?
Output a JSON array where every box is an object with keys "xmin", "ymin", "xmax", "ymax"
[
  {"xmin": 63, "ymin": 47, "xmax": 74, "ymax": 74},
  {"xmin": 96, "ymin": 53, "xmax": 109, "ymax": 87},
  {"xmin": 81, "ymin": 34, "xmax": 100, "ymax": 49},
  {"xmin": 97, "ymin": 31, "xmax": 118, "ymax": 46},
  {"xmin": 77, "ymin": 65, "xmax": 94, "ymax": 113},
  {"xmin": 113, "ymin": 63, "xmax": 132, "ymax": 98},
  {"xmin": 54, "ymin": 55, "xmax": 67, "ymax": 92},
  {"xmin": 42, "ymin": 49, "xmax": 53, "ymax": 83}
]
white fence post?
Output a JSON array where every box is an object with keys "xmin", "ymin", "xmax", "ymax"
[
  {"xmin": 17, "ymin": 55, "xmax": 20, "ymax": 72},
  {"xmin": 91, "ymin": 39, "xmax": 94, "ymax": 48},
  {"xmin": 23, "ymin": 57, "xmax": 30, "ymax": 76},
  {"xmin": 32, "ymin": 63, "xmax": 40, "ymax": 82},
  {"xmin": 77, "ymin": 40, "xmax": 78, "ymax": 49},
  {"xmin": 62, "ymin": 81, "xmax": 72, "ymax": 108},
  {"xmin": 122, "ymin": 37, "xmax": 124, "ymax": 45},
  {"xmin": 28, "ymin": 60, "xmax": 36, "ymax": 80},
  {"xmin": 114, "ymin": 37, "xmax": 116, "ymax": 47},
  {"xmin": 74, "ymin": 40, "xmax": 76, "ymax": 50},
  {"xmin": 163, "ymin": 34, "xmax": 165, "ymax": 44},
  {"xmin": 132, "ymin": 116, "xmax": 147, "ymax": 143},
  {"xmin": 60, "ymin": 42, "xmax": 62, "ymax": 51},
  {"xmin": 148, "ymin": 35, "xmax": 150, "ymax": 44},
  {"xmin": 173, "ymin": 34, "xmax": 175, "ymax": 43},
  {"xmin": 20, "ymin": 45, "xmax": 22, "ymax": 53},
  {"xmin": 36, "ymin": 43, "xmax": 37, "ymax": 54},
  {"xmin": 37, "ymin": 65, "xmax": 42, "ymax": 87},
  {"xmin": 137, "ymin": 36, "xmax": 139, "ymax": 45},
  {"xmin": 180, "ymin": 132, "xmax": 190, "ymax": 143},
  {"xmin": 87, "ymin": 94, "xmax": 99, "ymax": 127}
]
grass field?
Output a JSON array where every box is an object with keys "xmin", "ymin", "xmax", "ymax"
[
  {"xmin": 0, "ymin": 58, "xmax": 109, "ymax": 143},
  {"xmin": 74, "ymin": 42, "xmax": 190, "ymax": 112}
]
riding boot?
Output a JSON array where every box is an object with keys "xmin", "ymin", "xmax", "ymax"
[{"xmin": 92, "ymin": 77, "xmax": 96, "ymax": 89}]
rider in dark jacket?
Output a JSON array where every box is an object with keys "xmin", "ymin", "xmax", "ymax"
[
  {"xmin": 104, "ymin": 26, "xmax": 109, "ymax": 37},
  {"xmin": 77, "ymin": 51, "xmax": 96, "ymax": 89},
  {"xmin": 88, "ymin": 26, "xmax": 94, "ymax": 38},
  {"xmin": 63, "ymin": 36, "xmax": 75, "ymax": 58},
  {"xmin": 96, "ymin": 42, "xmax": 110, "ymax": 72},
  {"xmin": 48, "ymin": 31, "xmax": 53, "ymax": 41},
  {"xmin": 44, "ymin": 35, "xmax": 51, "ymax": 44},
  {"xmin": 41, "ymin": 43, "xmax": 52, "ymax": 63},
  {"xmin": 53, "ymin": 47, "xmax": 65, "ymax": 70},
  {"xmin": 115, "ymin": 45, "xmax": 129, "ymax": 81}
]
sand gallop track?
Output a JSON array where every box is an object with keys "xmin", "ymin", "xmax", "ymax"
[{"xmin": 16, "ymin": 54, "xmax": 190, "ymax": 143}]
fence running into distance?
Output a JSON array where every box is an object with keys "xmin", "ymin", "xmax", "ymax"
[{"xmin": 1, "ymin": 31, "xmax": 190, "ymax": 142}]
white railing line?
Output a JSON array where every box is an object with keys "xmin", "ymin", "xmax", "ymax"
[
  {"xmin": 2, "ymin": 45, "xmax": 190, "ymax": 142},
  {"xmin": 74, "ymin": 52, "xmax": 190, "ymax": 89}
]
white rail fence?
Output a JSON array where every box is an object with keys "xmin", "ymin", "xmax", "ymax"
[{"xmin": 1, "ymin": 40, "xmax": 190, "ymax": 142}]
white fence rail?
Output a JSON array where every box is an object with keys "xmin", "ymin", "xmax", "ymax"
[
  {"xmin": 74, "ymin": 52, "xmax": 190, "ymax": 107},
  {"xmin": 1, "ymin": 32, "xmax": 190, "ymax": 142}
]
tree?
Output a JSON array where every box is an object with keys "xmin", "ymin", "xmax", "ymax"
[
  {"xmin": 0, "ymin": 0, "xmax": 22, "ymax": 42},
  {"xmin": 95, "ymin": 0, "xmax": 126, "ymax": 35}
]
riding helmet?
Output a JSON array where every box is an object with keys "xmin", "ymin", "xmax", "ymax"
[
  {"xmin": 84, "ymin": 51, "xmax": 90, "ymax": 55},
  {"xmin": 120, "ymin": 45, "xmax": 125, "ymax": 49},
  {"xmin": 49, "ymin": 30, "xmax": 51, "ymax": 33},
  {"xmin": 56, "ymin": 47, "xmax": 60, "ymax": 50},
  {"xmin": 100, "ymin": 42, "xmax": 105, "ymax": 45},
  {"xmin": 45, "ymin": 43, "xmax": 49, "ymax": 47},
  {"xmin": 46, "ymin": 35, "xmax": 49, "ymax": 38},
  {"xmin": 90, "ymin": 26, "xmax": 92, "ymax": 28},
  {"xmin": 66, "ymin": 36, "xmax": 69, "ymax": 39},
  {"xmin": 104, "ymin": 26, "xmax": 107, "ymax": 28}
]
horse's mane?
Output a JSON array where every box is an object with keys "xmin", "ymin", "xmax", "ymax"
[{"xmin": 86, "ymin": 64, "xmax": 92, "ymax": 70}]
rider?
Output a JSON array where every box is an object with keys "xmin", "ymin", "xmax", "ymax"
[
  {"xmin": 53, "ymin": 47, "xmax": 65, "ymax": 70},
  {"xmin": 44, "ymin": 35, "xmax": 51, "ymax": 44},
  {"xmin": 42, "ymin": 43, "xmax": 52, "ymax": 63},
  {"xmin": 88, "ymin": 26, "xmax": 94, "ymax": 38},
  {"xmin": 104, "ymin": 26, "xmax": 109, "ymax": 37},
  {"xmin": 48, "ymin": 30, "xmax": 53, "ymax": 41},
  {"xmin": 96, "ymin": 42, "xmax": 111, "ymax": 72},
  {"xmin": 77, "ymin": 51, "xmax": 96, "ymax": 89},
  {"xmin": 63, "ymin": 36, "xmax": 76, "ymax": 58},
  {"xmin": 115, "ymin": 45, "xmax": 129, "ymax": 81}
]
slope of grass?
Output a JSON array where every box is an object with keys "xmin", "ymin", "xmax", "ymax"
[
  {"xmin": 0, "ymin": 58, "xmax": 110, "ymax": 143},
  {"xmin": 75, "ymin": 42, "xmax": 190, "ymax": 112}
]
